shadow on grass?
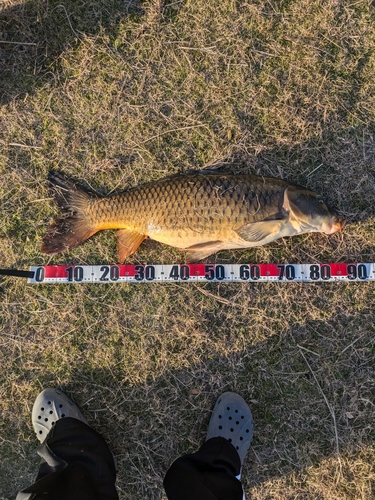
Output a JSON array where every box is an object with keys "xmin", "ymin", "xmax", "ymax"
[
  {"xmin": 0, "ymin": 0, "xmax": 142, "ymax": 104},
  {"xmin": 204, "ymin": 125, "xmax": 375, "ymax": 225},
  {"xmin": 7, "ymin": 315, "xmax": 374, "ymax": 499}
]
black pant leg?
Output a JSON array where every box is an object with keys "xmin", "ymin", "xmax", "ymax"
[
  {"xmin": 16, "ymin": 417, "xmax": 118, "ymax": 500},
  {"xmin": 163, "ymin": 437, "xmax": 244, "ymax": 500}
]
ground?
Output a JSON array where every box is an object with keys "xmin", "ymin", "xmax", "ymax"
[{"xmin": 0, "ymin": 0, "xmax": 375, "ymax": 498}]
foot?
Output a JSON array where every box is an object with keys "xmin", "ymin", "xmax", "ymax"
[
  {"xmin": 32, "ymin": 388, "xmax": 87, "ymax": 443},
  {"xmin": 206, "ymin": 392, "xmax": 254, "ymax": 465}
]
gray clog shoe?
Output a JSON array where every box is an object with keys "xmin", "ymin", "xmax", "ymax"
[
  {"xmin": 32, "ymin": 388, "xmax": 87, "ymax": 443},
  {"xmin": 206, "ymin": 392, "xmax": 254, "ymax": 465}
]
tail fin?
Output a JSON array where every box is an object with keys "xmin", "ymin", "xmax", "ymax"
[{"xmin": 41, "ymin": 171, "xmax": 98, "ymax": 255}]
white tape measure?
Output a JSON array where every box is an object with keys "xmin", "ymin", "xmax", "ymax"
[{"xmin": 26, "ymin": 263, "xmax": 372, "ymax": 283}]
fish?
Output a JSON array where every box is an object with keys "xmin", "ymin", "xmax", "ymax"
[{"xmin": 41, "ymin": 171, "xmax": 345, "ymax": 262}]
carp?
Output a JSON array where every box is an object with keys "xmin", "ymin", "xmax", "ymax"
[{"xmin": 42, "ymin": 171, "xmax": 345, "ymax": 262}]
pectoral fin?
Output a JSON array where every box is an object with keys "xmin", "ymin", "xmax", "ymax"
[
  {"xmin": 185, "ymin": 241, "xmax": 224, "ymax": 262},
  {"xmin": 116, "ymin": 229, "xmax": 146, "ymax": 262},
  {"xmin": 235, "ymin": 220, "xmax": 285, "ymax": 243}
]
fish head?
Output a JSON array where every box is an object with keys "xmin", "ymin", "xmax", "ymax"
[{"xmin": 283, "ymin": 185, "xmax": 345, "ymax": 235}]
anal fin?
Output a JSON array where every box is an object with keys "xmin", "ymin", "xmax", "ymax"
[
  {"xmin": 116, "ymin": 229, "xmax": 146, "ymax": 262},
  {"xmin": 185, "ymin": 241, "xmax": 224, "ymax": 262}
]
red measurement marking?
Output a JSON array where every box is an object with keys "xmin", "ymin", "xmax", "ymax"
[
  {"xmin": 44, "ymin": 266, "xmax": 72, "ymax": 278},
  {"xmin": 260, "ymin": 264, "xmax": 281, "ymax": 277},
  {"xmin": 324, "ymin": 263, "xmax": 349, "ymax": 276},
  {"xmin": 117, "ymin": 265, "xmax": 137, "ymax": 277},
  {"xmin": 187, "ymin": 264, "xmax": 206, "ymax": 276}
]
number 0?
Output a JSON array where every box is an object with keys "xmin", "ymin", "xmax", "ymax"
[{"xmin": 35, "ymin": 267, "xmax": 45, "ymax": 282}]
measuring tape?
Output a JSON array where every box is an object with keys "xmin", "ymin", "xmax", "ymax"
[{"xmin": 6, "ymin": 262, "xmax": 370, "ymax": 283}]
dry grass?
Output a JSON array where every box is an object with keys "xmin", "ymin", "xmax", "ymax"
[{"xmin": 1, "ymin": 0, "xmax": 375, "ymax": 498}]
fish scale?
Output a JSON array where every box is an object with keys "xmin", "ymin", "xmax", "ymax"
[{"xmin": 42, "ymin": 171, "xmax": 345, "ymax": 262}]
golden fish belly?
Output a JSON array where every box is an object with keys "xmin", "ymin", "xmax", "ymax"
[
  {"xmin": 148, "ymin": 220, "xmax": 299, "ymax": 250},
  {"xmin": 147, "ymin": 225, "xmax": 245, "ymax": 250}
]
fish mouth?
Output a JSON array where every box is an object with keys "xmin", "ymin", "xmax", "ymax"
[{"xmin": 323, "ymin": 216, "xmax": 346, "ymax": 234}]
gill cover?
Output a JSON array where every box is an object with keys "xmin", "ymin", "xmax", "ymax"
[{"xmin": 283, "ymin": 185, "xmax": 333, "ymax": 228}]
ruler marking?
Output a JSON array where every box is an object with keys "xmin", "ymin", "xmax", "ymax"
[{"xmin": 26, "ymin": 263, "xmax": 375, "ymax": 284}]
